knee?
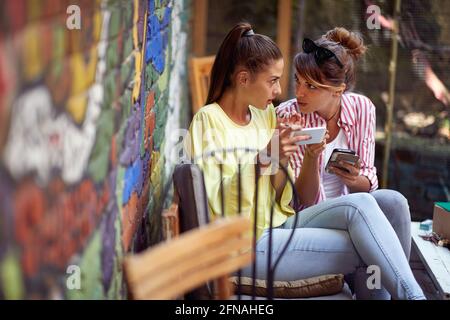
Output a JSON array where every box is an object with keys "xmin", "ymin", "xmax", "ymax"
[
  {"xmin": 347, "ymin": 192, "xmax": 378, "ymax": 206},
  {"xmin": 372, "ymin": 189, "xmax": 411, "ymax": 223},
  {"xmin": 345, "ymin": 193, "xmax": 379, "ymax": 212}
]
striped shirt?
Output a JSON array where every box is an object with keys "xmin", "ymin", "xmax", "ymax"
[{"xmin": 276, "ymin": 92, "xmax": 378, "ymax": 210}]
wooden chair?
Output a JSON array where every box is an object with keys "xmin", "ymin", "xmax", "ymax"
[
  {"xmin": 188, "ymin": 55, "xmax": 215, "ymax": 115},
  {"xmin": 123, "ymin": 216, "xmax": 252, "ymax": 300}
]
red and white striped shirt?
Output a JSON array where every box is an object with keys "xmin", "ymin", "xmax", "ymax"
[{"xmin": 276, "ymin": 92, "xmax": 378, "ymax": 210}]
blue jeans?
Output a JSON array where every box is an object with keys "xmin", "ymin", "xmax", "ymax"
[
  {"xmin": 371, "ymin": 189, "xmax": 411, "ymax": 260},
  {"xmin": 241, "ymin": 192, "xmax": 425, "ymax": 300},
  {"xmin": 352, "ymin": 189, "xmax": 412, "ymax": 299}
]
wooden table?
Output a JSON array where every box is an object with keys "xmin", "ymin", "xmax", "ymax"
[{"xmin": 411, "ymin": 222, "xmax": 450, "ymax": 300}]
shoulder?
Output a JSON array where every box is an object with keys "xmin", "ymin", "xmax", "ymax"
[
  {"xmin": 189, "ymin": 104, "xmax": 221, "ymax": 132},
  {"xmin": 343, "ymin": 92, "xmax": 375, "ymax": 112},
  {"xmin": 275, "ymin": 98, "xmax": 297, "ymax": 117},
  {"xmin": 250, "ymin": 104, "xmax": 277, "ymax": 128},
  {"xmin": 192, "ymin": 103, "xmax": 221, "ymax": 122},
  {"xmin": 194, "ymin": 103, "xmax": 218, "ymax": 117}
]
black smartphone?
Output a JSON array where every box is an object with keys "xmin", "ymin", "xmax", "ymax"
[{"xmin": 325, "ymin": 148, "xmax": 359, "ymax": 174}]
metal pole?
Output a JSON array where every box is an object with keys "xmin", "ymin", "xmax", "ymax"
[{"xmin": 382, "ymin": 0, "xmax": 402, "ymax": 189}]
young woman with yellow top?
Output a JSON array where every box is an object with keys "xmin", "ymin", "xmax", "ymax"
[{"xmin": 185, "ymin": 22, "xmax": 425, "ymax": 300}]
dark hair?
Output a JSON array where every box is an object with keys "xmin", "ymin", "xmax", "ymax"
[
  {"xmin": 205, "ymin": 22, "xmax": 282, "ymax": 105},
  {"xmin": 294, "ymin": 27, "xmax": 367, "ymax": 92}
]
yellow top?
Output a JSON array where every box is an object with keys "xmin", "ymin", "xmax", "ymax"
[{"xmin": 185, "ymin": 103, "xmax": 296, "ymax": 240}]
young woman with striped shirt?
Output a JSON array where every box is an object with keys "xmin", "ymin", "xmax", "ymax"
[{"xmin": 276, "ymin": 27, "xmax": 413, "ymax": 299}]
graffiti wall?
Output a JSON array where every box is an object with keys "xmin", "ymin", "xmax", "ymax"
[{"xmin": 0, "ymin": 0, "xmax": 190, "ymax": 299}]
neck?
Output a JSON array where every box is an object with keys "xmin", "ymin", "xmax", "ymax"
[
  {"xmin": 217, "ymin": 90, "xmax": 250, "ymax": 124},
  {"xmin": 318, "ymin": 98, "xmax": 341, "ymax": 122}
]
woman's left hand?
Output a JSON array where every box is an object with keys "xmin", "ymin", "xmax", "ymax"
[{"xmin": 328, "ymin": 160, "xmax": 361, "ymax": 189}]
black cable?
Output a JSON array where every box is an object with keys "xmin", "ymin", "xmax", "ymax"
[{"xmin": 252, "ymin": 162, "xmax": 259, "ymax": 300}]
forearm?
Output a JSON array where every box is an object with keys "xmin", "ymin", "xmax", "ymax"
[
  {"xmin": 270, "ymin": 162, "xmax": 289, "ymax": 203},
  {"xmin": 348, "ymin": 175, "xmax": 371, "ymax": 193},
  {"xmin": 295, "ymin": 156, "xmax": 320, "ymax": 206}
]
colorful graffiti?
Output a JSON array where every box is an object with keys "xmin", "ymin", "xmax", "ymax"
[{"xmin": 0, "ymin": 0, "xmax": 189, "ymax": 299}]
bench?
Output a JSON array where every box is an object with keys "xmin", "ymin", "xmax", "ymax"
[{"xmin": 411, "ymin": 221, "xmax": 450, "ymax": 300}]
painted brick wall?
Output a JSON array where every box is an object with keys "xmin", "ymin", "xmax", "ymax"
[{"xmin": 0, "ymin": 0, "xmax": 190, "ymax": 299}]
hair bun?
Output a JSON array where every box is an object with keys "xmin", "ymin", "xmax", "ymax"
[{"xmin": 324, "ymin": 27, "xmax": 367, "ymax": 61}]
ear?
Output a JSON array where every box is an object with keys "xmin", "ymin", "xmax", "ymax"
[
  {"xmin": 334, "ymin": 83, "xmax": 346, "ymax": 96},
  {"xmin": 236, "ymin": 70, "xmax": 250, "ymax": 86}
]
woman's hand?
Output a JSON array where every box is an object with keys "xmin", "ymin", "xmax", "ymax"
[
  {"xmin": 282, "ymin": 112, "xmax": 304, "ymax": 128},
  {"xmin": 278, "ymin": 125, "xmax": 306, "ymax": 166},
  {"xmin": 328, "ymin": 159, "xmax": 361, "ymax": 189},
  {"xmin": 278, "ymin": 114, "xmax": 310, "ymax": 166},
  {"xmin": 260, "ymin": 115, "xmax": 310, "ymax": 167},
  {"xmin": 304, "ymin": 130, "xmax": 330, "ymax": 160}
]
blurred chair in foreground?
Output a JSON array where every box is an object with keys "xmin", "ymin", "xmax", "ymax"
[{"xmin": 124, "ymin": 215, "xmax": 252, "ymax": 300}]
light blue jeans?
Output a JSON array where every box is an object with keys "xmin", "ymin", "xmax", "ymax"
[
  {"xmin": 353, "ymin": 189, "xmax": 412, "ymax": 299},
  {"xmin": 241, "ymin": 192, "xmax": 425, "ymax": 300}
]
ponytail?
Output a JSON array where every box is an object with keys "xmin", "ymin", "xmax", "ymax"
[{"xmin": 206, "ymin": 22, "xmax": 282, "ymax": 105}]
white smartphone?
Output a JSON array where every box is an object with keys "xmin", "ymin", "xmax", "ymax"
[{"xmin": 291, "ymin": 126, "xmax": 327, "ymax": 145}]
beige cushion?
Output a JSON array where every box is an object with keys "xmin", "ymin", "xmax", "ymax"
[{"xmin": 229, "ymin": 274, "xmax": 345, "ymax": 299}]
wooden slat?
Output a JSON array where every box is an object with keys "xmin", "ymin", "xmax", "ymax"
[
  {"xmin": 133, "ymin": 236, "xmax": 252, "ymax": 297},
  {"xmin": 277, "ymin": 0, "xmax": 292, "ymax": 100},
  {"xmin": 124, "ymin": 216, "xmax": 250, "ymax": 282},
  {"xmin": 217, "ymin": 276, "xmax": 232, "ymax": 300},
  {"xmin": 161, "ymin": 203, "xmax": 179, "ymax": 240},
  {"xmin": 189, "ymin": 55, "xmax": 215, "ymax": 114},
  {"xmin": 123, "ymin": 216, "xmax": 253, "ymax": 300},
  {"xmin": 142, "ymin": 251, "xmax": 252, "ymax": 300}
]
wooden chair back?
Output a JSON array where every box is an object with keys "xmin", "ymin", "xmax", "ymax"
[
  {"xmin": 124, "ymin": 216, "xmax": 252, "ymax": 300},
  {"xmin": 189, "ymin": 55, "xmax": 215, "ymax": 114}
]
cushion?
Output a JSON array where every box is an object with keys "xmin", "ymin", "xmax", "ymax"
[{"xmin": 229, "ymin": 274, "xmax": 345, "ymax": 298}]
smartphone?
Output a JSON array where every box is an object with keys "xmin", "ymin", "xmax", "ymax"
[
  {"xmin": 291, "ymin": 126, "xmax": 327, "ymax": 145},
  {"xmin": 325, "ymin": 148, "xmax": 359, "ymax": 174}
]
